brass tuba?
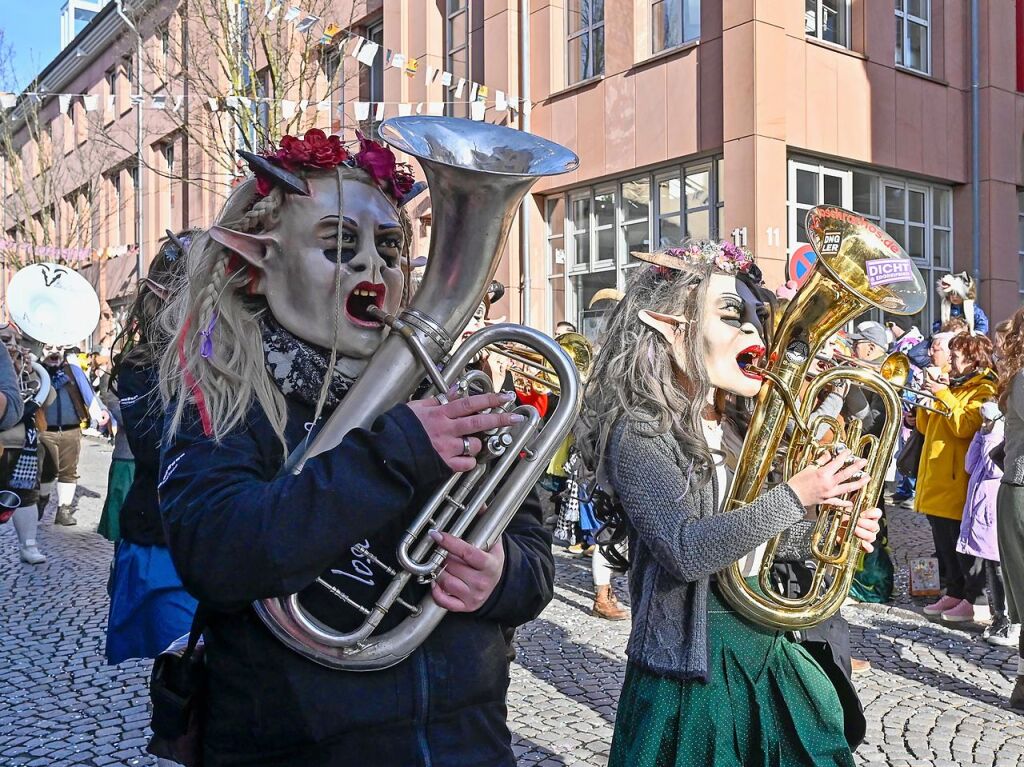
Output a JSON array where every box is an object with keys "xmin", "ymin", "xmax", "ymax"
[
  {"xmin": 716, "ymin": 206, "xmax": 926, "ymax": 630},
  {"xmin": 254, "ymin": 117, "xmax": 580, "ymax": 670}
]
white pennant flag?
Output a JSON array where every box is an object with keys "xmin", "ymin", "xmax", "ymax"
[
  {"xmin": 427, "ymin": 102, "xmax": 443, "ymax": 116},
  {"xmin": 207, "ymin": 97, "xmax": 220, "ymax": 111},
  {"xmin": 495, "ymin": 90, "xmax": 507, "ymax": 112},
  {"xmin": 151, "ymin": 94, "xmax": 168, "ymax": 109},
  {"xmin": 83, "ymin": 95, "xmax": 99, "ymax": 112},
  {"xmin": 354, "ymin": 101, "xmax": 370, "ymax": 121},
  {"xmin": 471, "ymin": 100, "xmax": 485, "ymax": 121},
  {"xmin": 316, "ymin": 100, "xmax": 331, "ymax": 112},
  {"xmin": 349, "ymin": 36, "xmax": 366, "ymax": 59},
  {"xmin": 453, "ymin": 78, "xmax": 466, "ymax": 98},
  {"xmin": 415, "ymin": 102, "xmax": 425, "ymax": 115},
  {"xmin": 440, "ymin": 71, "xmax": 453, "ymax": 87},
  {"xmin": 298, "ymin": 99, "xmax": 309, "ymax": 111},
  {"xmin": 58, "ymin": 94, "xmax": 72, "ymax": 114},
  {"xmin": 264, "ymin": 0, "xmax": 283, "ymax": 19},
  {"xmin": 281, "ymin": 99, "xmax": 297, "ymax": 119},
  {"xmin": 283, "ymin": 6, "xmax": 301, "ymax": 22},
  {"xmin": 241, "ymin": 98, "xmax": 254, "ymax": 112},
  {"xmin": 390, "ymin": 53, "xmax": 406, "ymax": 70},
  {"xmin": 107, "ymin": 95, "xmax": 116, "ymax": 111},
  {"xmin": 173, "ymin": 95, "xmax": 185, "ymax": 113},
  {"xmin": 356, "ymin": 41, "xmax": 379, "ymax": 66},
  {"xmin": 425, "ymin": 65, "xmax": 438, "ymax": 82},
  {"xmin": 0, "ymin": 93, "xmax": 15, "ymax": 109},
  {"xmin": 468, "ymin": 83, "xmax": 478, "ymax": 102},
  {"xmin": 130, "ymin": 95, "xmax": 145, "ymax": 106},
  {"xmin": 374, "ymin": 102, "xmax": 385, "ymax": 120},
  {"xmin": 225, "ymin": 96, "xmax": 240, "ymax": 110},
  {"xmin": 398, "ymin": 103, "xmax": 412, "ymax": 117},
  {"xmin": 296, "ymin": 14, "xmax": 319, "ymax": 32}
]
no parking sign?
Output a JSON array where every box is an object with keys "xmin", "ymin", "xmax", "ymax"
[{"xmin": 787, "ymin": 243, "xmax": 818, "ymax": 287}]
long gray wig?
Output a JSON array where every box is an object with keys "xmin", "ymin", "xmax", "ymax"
[{"xmin": 575, "ymin": 249, "xmax": 770, "ymax": 487}]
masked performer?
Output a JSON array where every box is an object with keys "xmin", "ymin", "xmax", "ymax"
[
  {"xmin": 38, "ymin": 342, "xmax": 109, "ymax": 525},
  {"xmin": 105, "ymin": 232, "xmax": 198, "ymax": 665},
  {"xmin": 157, "ymin": 130, "xmax": 553, "ymax": 767},
  {"xmin": 576, "ymin": 242, "xmax": 882, "ymax": 767}
]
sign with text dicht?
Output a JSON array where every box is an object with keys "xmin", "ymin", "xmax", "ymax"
[{"xmin": 787, "ymin": 243, "xmax": 817, "ymax": 287}]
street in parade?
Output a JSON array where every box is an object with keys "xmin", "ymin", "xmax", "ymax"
[{"xmin": 3, "ymin": 1, "xmax": 1024, "ymax": 766}]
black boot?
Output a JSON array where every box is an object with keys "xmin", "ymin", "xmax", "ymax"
[
  {"xmin": 54, "ymin": 505, "xmax": 76, "ymax": 526},
  {"xmin": 36, "ymin": 495, "xmax": 50, "ymax": 521}
]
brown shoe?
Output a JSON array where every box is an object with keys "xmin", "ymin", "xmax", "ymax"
[
  {"xmin": 592, "ymin": 585, "xmax": 629, "ymax": 621},
  {"xmin": 54, "ymin": 505, "xmax": 77, "ymax": 526},
  {"xmin": 1011, "ymin": 676, "xmax": 1024, "ymax": 710},
  {"xmin": 850, "ymin": 658, "xmax": 872, "ymax": 675}
]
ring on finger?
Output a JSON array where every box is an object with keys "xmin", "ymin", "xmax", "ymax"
[
  {"xmin": 434, "ymin": 393, "xmax": 449, "ymax": 406},
  {"xmin": 461, "ymin": 436, "xmax": 473, "ymax": 457}
]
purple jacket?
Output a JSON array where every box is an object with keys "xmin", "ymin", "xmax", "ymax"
[{"xmin": 957, "ymin": 422, "xmax": 1004, "ymax": 561}]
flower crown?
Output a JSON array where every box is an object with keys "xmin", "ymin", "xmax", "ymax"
[
  {"xmin": 632, "ymin": 240, "xmax": 759, "ymax": 281},
  {"xmin": 241, "ymin": 129, "xmax": 419, "ymax": 204}
]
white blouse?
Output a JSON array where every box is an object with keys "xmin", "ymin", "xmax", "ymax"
[{"xmin": 703, "ymin": 418, "xmax": 765, "ymax": 578}]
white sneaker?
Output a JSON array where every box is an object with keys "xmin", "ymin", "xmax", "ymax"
[
  {"xmin": 984, "ymin": 619, "xmax": 1021, "ymax": 648},
  {"xmin": 19, "ymin": 544, "xmax": 46, "ymax": 564}
]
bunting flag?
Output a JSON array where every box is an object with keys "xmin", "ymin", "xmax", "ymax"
[
  {"xmin": 0, "ymin": 239, "xmax": 139, "ymax": 265},
  {"xmin": 0, "ymin": 7, "xmax": 537, "ymax": 125}
]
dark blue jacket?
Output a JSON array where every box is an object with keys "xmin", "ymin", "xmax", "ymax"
[
  {"xmin": 931, "ymin": 302, "xmax": 989, "ymax": 334},
  {"xmin": 158, "ymin": 396, "xmax": 554, "ymax": 767},
  {"xmin": 117, "ymin": 360, "xmax": 166, "ymax": 546}
]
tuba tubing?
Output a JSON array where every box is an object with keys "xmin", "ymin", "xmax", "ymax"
[{"xmin": 715, "ymin": 205, "xmax": 927, "ymax": 630}]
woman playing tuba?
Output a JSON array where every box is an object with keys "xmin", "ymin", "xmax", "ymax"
[
  {"xmin": 155, "ymin": 130, "xmax": 554, "ymax": 766},
  {"xmin": 575, "ymin": 241, "xmax": 882, "ymax": 766}
]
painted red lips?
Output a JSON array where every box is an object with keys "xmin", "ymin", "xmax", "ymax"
[{"xmin": 345, "ymin": 281, "xmax": 386, "ymax": 328}]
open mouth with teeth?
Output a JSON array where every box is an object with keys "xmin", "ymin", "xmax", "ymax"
[
  {"xmin": 345, "ymin": 281, "xmax": 386, "ymax": 328},
  {"xmin": 736, "ymin": 345, "xmax": 766, "ymax": 380}
]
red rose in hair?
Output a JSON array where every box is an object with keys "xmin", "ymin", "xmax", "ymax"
[
  {"xmin": 255, "ymin": 175, "xmax": 274, "ymax": 197},
  {"xmin": 392, "ymin": 165, "xmax": 416, "ymax": 199},
  {"xmin": 354, "ymin": 132, "xmax": 398, "ymax": 187},
  {"xmin": 275, "ymin": 134, "xmax": 311, "ymax": 168},
  {"xmin": 303, "ymin": 129, "xmax": 350, "ymax": 168}
]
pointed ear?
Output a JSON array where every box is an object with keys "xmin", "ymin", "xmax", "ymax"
[
  {"xmin": 638, "ymin": 310, "xmax": 682, "ymax": 344},
  {"xmin": 208, "ymin": 226, "xmax": 277, "ymax": 272},
  {"xmin": 141, "ymin": 277, "xmax": 170, "ymax": 302}
]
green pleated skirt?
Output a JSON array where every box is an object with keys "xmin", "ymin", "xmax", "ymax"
[
  {"xmin": 609, "ymin": 579, "xmax": 855, "ymax": 767},
  {"xmin": 97, "ymin": 458, "xmax": 135, "ymax": 543}
]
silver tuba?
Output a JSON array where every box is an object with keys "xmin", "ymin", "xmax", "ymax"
[{"xmin": 254, "ymin": 116, "xmax": 580, "ymax": 671}]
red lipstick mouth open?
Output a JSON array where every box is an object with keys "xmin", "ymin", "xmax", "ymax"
[
  {"xmin": 345, "ymin": 281, "xmax": 386, "ymax": 328},
  {"xmin": 736, "ymin": 345, "xmax": 766, "ymax": 380}
]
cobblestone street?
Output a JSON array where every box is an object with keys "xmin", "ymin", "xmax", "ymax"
[{"xmin": 2, "ymin": 438, "xmax": 1023, "ymax": 766}]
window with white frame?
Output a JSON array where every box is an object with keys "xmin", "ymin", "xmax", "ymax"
[
  {"xmin": 652, "ymin": 0, "xmax": 700, "ymax": 54},
  {"xmin": 1018, "ymin": 190, "xmax": 1024, "ymax": 295},
  {"xmin": 445, "ymin": 0, "xmax": 470, "ymax": 118},
  {"xmin": 567, "ymin": 0, "xmax": 605, "ymax": 85},
  {"xmin": 162, "ymin": 142, "xmax": 176, "ymax": 230},
  {"xmin": 787, "ymin": 158, "xmax": 952, "ymax": 332},
  {"xmin": 546, "ymin": 159, "xmax": 723, "ymax": 337},
  {"xmin": 805, "ymin": 0, "xmax": 850, "ymax": 48},
  {"xmin": 896, "ymin": 0, "xmax": 930, "ymax": 74}
]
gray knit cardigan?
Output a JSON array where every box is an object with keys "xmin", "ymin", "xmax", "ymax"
[{"xmin": 606, "ymin": 416, "xmax": 810, "ymax": 682}]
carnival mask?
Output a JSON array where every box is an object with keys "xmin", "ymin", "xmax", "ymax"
[
  {"xmin": 209, "ymin": 174, "xmax": 405, "ymax": 359},
  {"xmin": 639, "ymin": 273, "xmax": 766, "ymax": 400}
]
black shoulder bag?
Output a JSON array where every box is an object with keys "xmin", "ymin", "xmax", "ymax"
[{"xmin": 147, "ymin": 605, "xmax": 209, "ymax": 767}]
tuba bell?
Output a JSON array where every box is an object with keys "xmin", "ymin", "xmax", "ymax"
[
  {"xmin": 6, "ymin": 262, "xmax": 101, "ymax": 347},
  {"xmin": 254, "ymin": 117, "xmax": 580, "ymax": 671},
  {"xmin": 716, "ymin": 206, "xmax": 927, "ymax": 630}
]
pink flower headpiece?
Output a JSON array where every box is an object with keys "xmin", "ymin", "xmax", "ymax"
[
  {"xmin": 238, "ymin": 129, "xmax": 421, "ymax": 205},
  {"xmin": 632, "ymin": 240, "xmax": 760, "ymax": 282}
]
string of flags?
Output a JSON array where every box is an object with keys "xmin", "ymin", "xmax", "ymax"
[
  {"xmin": 0, "ymin": 4, "xmax": 533, "ymax": 124},
  {"xmin": 0, "ymin": 240, "xmax": 138, "ymax": 265}
]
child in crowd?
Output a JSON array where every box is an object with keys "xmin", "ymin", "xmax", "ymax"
[{"xmin": 958, "ymin": 402, "xmax": 1019, "ymax": 646}]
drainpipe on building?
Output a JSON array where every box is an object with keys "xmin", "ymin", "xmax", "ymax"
[
  {"xmin": 970, "ymin": 0, "xmax": 981, "ymax": 291},
  {"xmin": 518, "ymin": 0, "xmax": 531, "ymax": 327},
  {"xmin": 115, "ymin": 0, "xmax": 145, "ymax": 281}
]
